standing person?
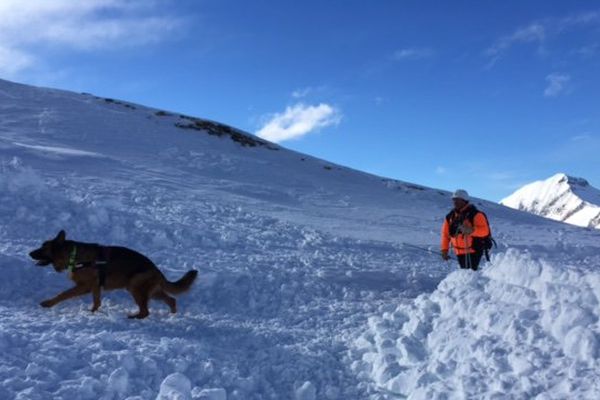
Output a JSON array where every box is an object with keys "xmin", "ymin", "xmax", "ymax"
[{"xmin": 440, "ymin": 190, "xmax": 491, "ymax": 271}]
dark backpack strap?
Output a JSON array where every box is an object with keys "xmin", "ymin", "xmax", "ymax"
[
  {"xmin": 96, "ymin": 246, "xmax": 110, "ymax": 287},
  {"xmin": 477, "ymin": 210, "xmax": 491, "ymax": 233},
  {"xmin": 465, "ymin": 205, "xmax": 479, "ymax": 224},
  {"xmin": 479, "ymin": 214, "xmax": 496, "ymax": 262}
]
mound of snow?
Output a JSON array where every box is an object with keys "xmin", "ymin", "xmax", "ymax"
[{"xmin": 352, "ymin": 250, "xmax": 600, "ymax": 399}]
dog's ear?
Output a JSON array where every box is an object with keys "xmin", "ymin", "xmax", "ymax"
[{"xmin": 55, "ymin": 230, "xmax": 66, "ymax": 243}]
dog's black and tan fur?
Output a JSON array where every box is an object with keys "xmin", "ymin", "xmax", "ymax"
[{"xmin": 29, "ymin": 230, "xmax": 197, "ymax": 319}]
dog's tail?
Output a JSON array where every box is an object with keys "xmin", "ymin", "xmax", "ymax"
[{"xmin": 161, "ymin": 270, "xmax": 198, "ymax": 295}]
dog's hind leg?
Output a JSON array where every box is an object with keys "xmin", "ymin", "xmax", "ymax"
[
  {"xmin": 128, "ymin": 287, "xmax": 150, "ymax": 319},
  {"xmin": 127, "ymin": 273, "xmax": 154, "ymax": 319},
  {"xmin": 40, "ymin": 285, "xmax": 90, "ymax": 308},
  {"xmin": 90, "ymin": 285, "xmax": 102, "ymax": 313},
  {"xmin": 153, "ymin": 290, "xmax": 177, "ymax": 313}
]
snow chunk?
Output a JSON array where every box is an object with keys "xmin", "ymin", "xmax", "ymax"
[
  {"xmin": 157, "ymin": 373, "xmax": 192, "ymax": 400},
  {"xmin": 564, "ymin": 326, "xmax": 598, "ymax": 362},
  {"xmin": 194, "ymin": 388, "xmax": 227, "ymax": 400},
  {"xmin": 108, "ymin": 367, "xmax": 129, "ymax": 396},
  {"xmin": 295, "ymin": 381, "xmax": 316, "ymax": 400}
]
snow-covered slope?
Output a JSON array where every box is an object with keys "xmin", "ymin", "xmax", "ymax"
[
  {"xmin": 1, "ymin": 78, "xmax": 599, "ymax": 399},
  {"xmin": 501, "ymin": 173, "xmax": 600, "ymax": 229}
]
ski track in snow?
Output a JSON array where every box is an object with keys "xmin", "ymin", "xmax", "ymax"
[{"xmin": 1, "ymin": 79, "xmax": 599, "ymax": 399}]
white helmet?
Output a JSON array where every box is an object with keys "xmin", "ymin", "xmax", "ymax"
[{"xmin": 452, "ymin": 189, "xmax": 470, "ymax": 202}]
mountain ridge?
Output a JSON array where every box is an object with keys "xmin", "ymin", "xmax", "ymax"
[{"xmin": 501, "ymin": 173, "xmax": 600, "ymax": 229}]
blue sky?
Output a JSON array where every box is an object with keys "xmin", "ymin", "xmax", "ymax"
[{"xmin": 2, "ymin": 0, "xmax": 599, "ymax": 201}]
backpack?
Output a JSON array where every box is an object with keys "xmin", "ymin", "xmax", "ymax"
[{"xmin": 446, "ymin": 205, "xmax": 497, "ymax": 261}]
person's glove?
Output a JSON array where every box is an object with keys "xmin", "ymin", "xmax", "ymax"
[
  {"xmin": 458, "ymin": 224, "xmax": 474, "ymax": 235},
  {"xmin": 441, "ymin": 250, "xmax": 450, "ymax": 260}
]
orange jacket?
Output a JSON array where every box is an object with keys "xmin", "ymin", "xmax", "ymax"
[{"xmin": 441, "ymin": 205, "xmax": 490, "ymax": 255}]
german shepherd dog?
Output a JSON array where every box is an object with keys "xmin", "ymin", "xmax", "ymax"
[{"xmin": 29, "ymin": 230, "xmax": 198, "ymax": 319}]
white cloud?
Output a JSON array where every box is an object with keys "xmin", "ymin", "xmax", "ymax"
[
  {"xmin": 291, "ymin": 87, "xmax": 312, "ymax": 98},
  {"xmin": 575, "ymin": 43, "xmax": 599, "ymax": 58},
  {"xmin": 0, "ymin": 45, "xmax": 34, "ymax": 75},
  {"xmin": 291, "ymin": 85, "xmax": 329, "ymax": 99},
  {"xmin": 544, "ymin": 73, "xmax": 571, "ymax": 97},
  {"xmin": 485, "ymin": 10, "xmax": 600, "ymax": 67},
  {"xmin": 393, "ymin": 47, "xmax": 434, "ymax": 61},
  {"xmin": 0, "ymin": 0, "xmax": 183, "ymax": 76},
  {"xmin": 256, "ymin": 103, "xmax": 342, "ymax": 143},
  {"xmin": 558, "ymin": 10, "xmax": 600, "ymax": 30},
  {"xmin": 570, "ymin": 133, "xmax": 592, "ymax": 142},
  {"xmin": 485, "ymin": 23, "xmax": 546, "ymax": 66}
]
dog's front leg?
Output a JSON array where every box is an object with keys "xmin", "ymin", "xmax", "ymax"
[
  {"xmin": 40, "ymin": 285, "xmax": 90, "ymax": 308},
  {"xmin": 90, "ymin": 285, "xmax": 101, "ymax": 312}
]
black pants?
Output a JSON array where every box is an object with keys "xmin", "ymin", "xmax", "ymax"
[{"xmin": 457, "ymin": 251, "xmax": 483, "ymax": 271}]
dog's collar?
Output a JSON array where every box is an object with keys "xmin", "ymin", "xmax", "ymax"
[{"xmin": 67, "ymin": 246, "xmax": 78, "ymax": 275}]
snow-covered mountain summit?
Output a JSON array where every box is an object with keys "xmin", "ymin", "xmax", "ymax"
[{"xmin": 501, "ymin": 173, "xmax": 600, "ymax": 229}]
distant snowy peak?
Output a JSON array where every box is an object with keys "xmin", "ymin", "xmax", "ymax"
[
  {"xmin": 501, "ymin": 173, "xmax": 600, "ymax": 229},
  {"xmin": 559, "ymin": 174, "xmax": 590, "ymax": 188}
]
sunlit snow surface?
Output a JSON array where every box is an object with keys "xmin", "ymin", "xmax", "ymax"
[{"xmin": 1, "ymin": 79, "xmax": 599, "ymax": 399}]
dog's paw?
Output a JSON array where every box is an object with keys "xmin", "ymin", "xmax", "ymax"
[
  {"xmin": 90, "ymin": 306, "xmax": 99, "ymax": 313},
  {"xmin": 127, "ymin": 312, "xmax": 149, "ymax": 319},
  {"xmin": 40, "ymin": 300, "xmax": 54, "ymax": 308}
]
